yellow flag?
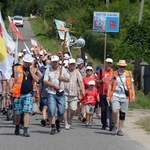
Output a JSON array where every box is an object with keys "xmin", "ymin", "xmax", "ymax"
[{"xmin": 0, "ymin": 36, "xmax": 7, "ymax": 62}]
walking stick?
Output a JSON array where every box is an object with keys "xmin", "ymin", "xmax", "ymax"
[{"xmin": 58, "ymin": 30, "xmax": 67, "ymax": 86}]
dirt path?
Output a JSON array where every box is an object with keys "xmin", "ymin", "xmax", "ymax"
[{"xmin": 124, "ymin": 109, "xmax": 150, "ymax": 149}]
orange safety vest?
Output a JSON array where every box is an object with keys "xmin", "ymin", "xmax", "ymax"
[
  {"xmin": 109, "ymin": 70, "xmax": 133, "ymax": 101},
  {"xmin": 12, "ymin": 65, "xmax": 24, "ymax": 98}
]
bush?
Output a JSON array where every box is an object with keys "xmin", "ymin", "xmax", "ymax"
[{"xmin": 83, "ymin": 30, "xmax": 115, "ymax": 62}]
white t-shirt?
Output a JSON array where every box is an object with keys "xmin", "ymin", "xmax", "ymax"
[
  {"xmin": 43, "ymin": 66, "xmax": 70, "ymax": 94},
  {"xmin": 113, "ymin": 72, "xmax": 133, "ymax": 99}
]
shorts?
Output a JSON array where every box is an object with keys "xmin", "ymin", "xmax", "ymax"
[
  {"xmin": 13, "ymin": 93, "xmax": 33, "ymax": 115},
  {"xmin": 111, "ymin": 96, "xmax": 128, "ymax": 113},
  {"xmin": 48, "ymin": 93, "xmax": 65, "ymax": 117},
  {"xmin": 95, "ymin": 101, "xmax": 101, "ymax": 109},
  {"xmin": 65, "ymin": 96, "xmax": 78, "ymax": 111},
  {"xmin": 32, "ymin": 91, "xmax": 36, "ymax": 97},
  {"xmin": 85, "ymin": 104, "xmax": 95, "ymax": 114},
  {"xmin": 41, "ymin": 97, "xmax": 48, "ymax": 107}
]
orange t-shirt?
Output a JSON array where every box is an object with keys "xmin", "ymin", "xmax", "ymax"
[
  {"xmin": 96, "ymin": 68, "xmax": 113, "ymax": 95},
  {"xmin": 83, "ymin": 75, "xmax": 95, "ymax": 90}
]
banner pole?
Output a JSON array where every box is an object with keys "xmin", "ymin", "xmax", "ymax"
[
  {"xmin": 103, "ymin": 32, "xmax": 107, "ymax": 68},
  {"xmin": 102, "ymin": 32, "xmax": 107, "ymax": 95}
]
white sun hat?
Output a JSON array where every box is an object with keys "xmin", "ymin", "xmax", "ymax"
[
  {"xmin": 51, "ymin": 55, "xmax": 59, "ymax": 62},
  {"xmin": 22, "ymin": 54, "xmax": 34, "ymax": 63}
]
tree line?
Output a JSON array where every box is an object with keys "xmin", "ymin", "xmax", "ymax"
[{"xmin": 1, "ymin": 0, "xmax": 150, "ymax": 63}]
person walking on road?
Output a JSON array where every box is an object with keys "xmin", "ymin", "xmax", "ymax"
[
  {"xmin": 107, "ymin": 60, "xmax": 135, "ymax": 136},
  {"xmin": 96, "ymin": 58, "xmax": 114, "ymax": 130},
  {"xmin": 64, "ymin": 58, "xmax": 84, "ymax": 130},
  {"xmin": 0, "ymin": 71, "xmax": 6, "ymax": 113},
  {"xmin": 44, "ymin": 55, "xmax": 70, "ymax": 135},
  {"xmin": 8, "ymin": 54, "xmax": 42, "ymax": 137},
  {"xmin": 81, "ymin": 80, "xmax": 99, "ymax": 127}
]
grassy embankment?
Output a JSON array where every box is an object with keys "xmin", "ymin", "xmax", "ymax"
[
  {"xmin": 30, "ymin": 17, "xmax": 150, "ymax": 132},
  {"xmin": 29, "ymin": 17, "xmax": 100, "ymax": 69}
]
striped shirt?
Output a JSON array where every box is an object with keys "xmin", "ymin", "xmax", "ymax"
[{"xmin": 64, "ymin": 69, "xmax": 83, "ymax": 96}]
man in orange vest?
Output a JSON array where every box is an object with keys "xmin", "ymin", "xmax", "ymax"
[
  {"xmin": 8, "ymin": 54, "xmax": 42, "ymax": 137},
  {"xmin": 96, "ymin": 58, "xmax": 113, "ymax": 130},
  {"xmin": 107, "ymin": 60, "xmax": 135, "ymax": 136}
]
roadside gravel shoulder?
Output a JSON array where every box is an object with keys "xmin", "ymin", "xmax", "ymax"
[{"xmin": 124, "ymin": 109, "xmax": 150, "ymax": 150}]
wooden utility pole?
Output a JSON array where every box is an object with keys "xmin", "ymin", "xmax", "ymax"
[
  {"xmin": 138, "ymin": 0, "xmax": 144, "ymax": 23},
  {"xmin": 106, "ymin": 0, "xmax": 109, "ymax": 7}
]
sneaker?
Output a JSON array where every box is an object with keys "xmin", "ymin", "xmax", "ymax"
[
  {"xmin": 101, "ymin": 127, "xmax": 106, "ymax": 130},
  {"xmin": 88, "ymin": 123, "xmax": 92, "ymax": 127},
  {"xmin": 78, "ymin": 116, "xmax": 82, "ymax": 121},
  {"xmin": 82, "ymin": 117, "xmax": 86, "ymax": 123},
  {"xmin": 55, "ymin": 120, "xmax": 61, "ymax": 132},
  {"xmin": 111, "ymin": 126, "xmax": 117, "ymax": 135},
  {"xmin": 14, "ymin": 125, "xmax": 20, "ymax": 135},
  {"xmin": 41, "ymin": 119, "xmax": 46, "ymax": 126},
  {"xmin": 50, "ymin": 128, "xmax": 56, "ymax": 135},
  {"xmin": 85, "ymin": 121, "xmax": 89, "ymax": 127},
  {"xmin": 117, "ymin": 130, "xmax": 123, "ymax": 136},
  {"xmin": 23, "ymin": 132, "xmax": 30, "ymax": 137},
  {"xmin": 14, "ymin": 129, "xmax": 20, "ymax": 135},
  {"xmin": 109, "ymin": 124, "xmax": 114, "ymax": 131},
  {"xmin": 65, "ymin": 124, "xmax": 70, "ymax": 130},
  {"xmin": 68, "ymin": 118, "xmax": 72, "ymax": 127},
  {"xmin": 46, "ymin": 119, "xmax": 50, "ymax": 125}
]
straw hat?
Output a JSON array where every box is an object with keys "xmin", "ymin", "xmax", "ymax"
[{"xmin": 117, "ymin": 60, "xmax": 127, "ymax": 66}]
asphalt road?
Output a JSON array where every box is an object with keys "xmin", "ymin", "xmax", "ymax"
[
  {"xmin": 0, "ymin": 114, "xmax": 148, "ymax": 150},
  {"xmin": 8, "ymin": 17, "xmax": 35, "ymax": 52},
  {"xmin": 1, "ymin": 19, "xmax": 149, "ymax": 150}
]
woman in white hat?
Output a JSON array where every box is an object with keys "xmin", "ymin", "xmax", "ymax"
[{"xmin": 107, "ymin": 60, "xmax": 135, "ymax": 136}]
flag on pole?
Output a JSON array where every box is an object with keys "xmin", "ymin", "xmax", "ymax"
[
  {"xmin": 31, "ymin": 38, "xmax": 38, "ymax": 47},
  {"xmin": 23, "ymin": 42, "xmax": 31, "ymax": 54},
  {"xmin": 54, "ymin": 19, "xmax": 71, "ymax": 40},
  {"xmin": 0, "ymin": 11, "xmax": 16, "ymax": 53},
  {"xmin": 8, "ymin": 16, "xmax": 24, "ymax": 41},
  {"xmin": 0, "ymin": 35, "xmax": 14, "ymax": 79},
  {"xmin": 14, "ymin": 36, "xmax": 18, "ymax": 64}
]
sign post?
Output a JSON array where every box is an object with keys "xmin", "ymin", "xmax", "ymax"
[{"xmin": 93, "ymin": 11, "xmax": 119, "ymax": 66}]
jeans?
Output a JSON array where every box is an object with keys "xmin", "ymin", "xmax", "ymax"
[{"xmin": 48, "ymin": 93, "xmax": 65, "ymax": 117}]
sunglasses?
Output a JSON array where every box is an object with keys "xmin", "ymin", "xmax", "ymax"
[
  {"xmin": 119, "ymin": 66, "xmax": 126, "ymax": 68},
  {"xmin": 87, "ymin": 69, "xmax": 93, "ymax": 71}
]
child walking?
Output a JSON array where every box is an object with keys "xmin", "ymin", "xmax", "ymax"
[{"xmin": 81, "ymin": 80, "xmax": 99, "ymax": 126}]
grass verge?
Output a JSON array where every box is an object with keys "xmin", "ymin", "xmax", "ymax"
[
  {"xmin": 129, "ymin": 91, "xmax": 150, "ymax": 109},
  {"xmin": 135, "ymin": 117, "xmax": 150, "ymax": 133}
]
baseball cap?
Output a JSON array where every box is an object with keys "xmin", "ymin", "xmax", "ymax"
[
  {"xmin": 76, "ymin": 58, "xmax": 84, "ymax": 65},
  {"xmin": 68, "ymin": 58, "xmax": 76, "ymax": 64},
  {"xmin": 18, "ymin": 52, "xmax": 23, "ymax": 57},
  {"xmin": 88, "ymin": 80, "xmax": 95, "ymax": 85},
  {"xmin": 105, "ymin": 58, "xmax": 113, "ymax": 63},
  {"xmin": 51, "ymin": 55, "xmax": 59, "ymax": 62},
  {"xmin": 63, "ymin": 60, "xmax": 69, "ymax": 67},
  {"xmin": 64, "ymin": 53, "xmax": 70, "ymax": 60},
  {"xmin": 23, "ymin": 49, "xmax": 27, "ymax": 52},
  {"xmin": 22, "ymin": 54, "xmax": 33, "ymax": 63}
]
